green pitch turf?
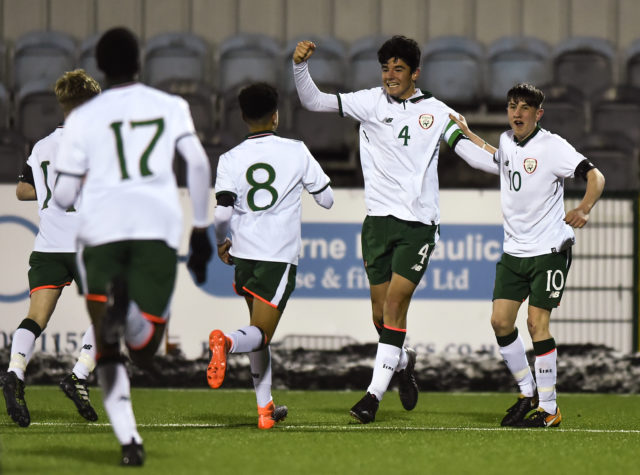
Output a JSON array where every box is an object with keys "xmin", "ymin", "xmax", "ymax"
[{"xmin": 1, "ymin": 387, "xmax": 638, "ymax": 474}]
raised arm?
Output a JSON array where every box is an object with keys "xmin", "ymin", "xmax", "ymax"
[{"xmin": 292, "ymin": 41, "xmax": 340, "ymax": 113}]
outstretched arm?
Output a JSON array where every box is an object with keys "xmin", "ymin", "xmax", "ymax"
[
  {"xmin": 565, "ymin": 167, "xmax": 605, "ymax": 228},
  {"xmin": 448, "ymin": 114, "xmax": 499, "ymax": 175},
  {"xmin": 293, "ymin": 41, "xmax": 339, "ymax": 112}
]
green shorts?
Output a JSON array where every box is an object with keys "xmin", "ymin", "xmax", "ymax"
[
  {"xmin": 81, "ymin": 240, "xmax": 177, "ymax": 319},
  {"xmin": 28, "ymin": 251, "xmax": 82, "ymax": 294},
  {"xmin": 493, "ymin": 250, "xmax": 572, "ymax": 310},
  {"xmin": 233, "ymin": 257, "xmax": 297, "ymax": 312},
  {"xmin": 361, "ymin": 215, "xmax": 439, "ymax": 285}
]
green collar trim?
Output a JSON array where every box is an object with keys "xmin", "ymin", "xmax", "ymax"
[{"xmin": 514, "ymin": 125, "xmax": 541, "ymax": 147}]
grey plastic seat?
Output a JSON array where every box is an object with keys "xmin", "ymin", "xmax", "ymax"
[
  {"xmin": 143, "ymin": 32, "xmax": 211, "ymax": 87},
  {"xmin": 15, "ymin": 79, "xmax": 63, "ymax": 145},
  {"xmin": 12, "ymin": 30, "xmax": 76, "ymax": 91},
  {"xmin": 77, "ymin": 34, "xmax": 105, "ymax": 86},
  {"xmin": 419, "ymin": 36, "xmax": 484, "ymax": 110},
  {"xmin": 591, "ymin": 86, "xmax": 640, "ymax": 146},
  {"xmin": 0, "ymin": 82, "xmax": 8, "ymax": 129},
  {"xmin": 156, "ymin": 78, "xmax": 216, "ymax": 143},
  {"xmin": 624, "ymin": 39, "xmax": 640, "ymax": 89},
  {"xmin": 217, "ymin": 33, "xmax": 281, "ymax": 94},
  {"xmin": 539, "ymin": 84, "xmax": 586, "ymax": 144},
  {"xmin": 348, "ymin": 35, "xmax": 388, "ymax": 91},
  {"xmin": 552, "ymin": 37, "xmax": 616, "ymax": 98},
  {"xmin": 486, "ymin": 36, "xmax": 551, "ymax": 109},
  {"xmin": 572, "ymin": 133, "xmax": 638, "ymax": 191},
  {"xmin": 0, "ymin": 129, "xmax": 28, "ymax": 183}
]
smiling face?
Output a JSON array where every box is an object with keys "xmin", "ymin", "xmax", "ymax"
[
  {"xmin": 381, "ymin": 57, "xmax": 419, "ymax": 101},
  {"xmin": 507, "ymin": 99, "xmax": 544, "ymax": 142}
]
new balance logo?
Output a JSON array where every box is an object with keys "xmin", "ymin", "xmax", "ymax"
[
  {"xmin": 549, "ymin": 291, "xmax": 560, "ymax": 298},
  {"xmin": 411, "ymin": 264, "xmax": 423, "ymax": 272},
  {"xmin": 384, "ymin": 117, "xmax": 394, "ymax": 123},
  {"xmin": 82, "ymin": 344, "xmax": 93, "ymax": 350}
]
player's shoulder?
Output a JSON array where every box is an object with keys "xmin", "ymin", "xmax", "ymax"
[{"xmin": 31, "ymin": 127, "xmax": 63, "ymax": 154}]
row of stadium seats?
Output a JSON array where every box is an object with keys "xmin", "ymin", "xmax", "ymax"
[
  {"xmin": 2, "ymin": 32, "xmax": 640, "ymax": 106},
  {"xmin": 0, "ymin": 31, "xmax": 639, "ymax": 190}
]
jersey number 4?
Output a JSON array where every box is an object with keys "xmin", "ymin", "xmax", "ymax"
[{"xmin": 109, "ymin": 118, "xmax": 165, "ymax": 179}]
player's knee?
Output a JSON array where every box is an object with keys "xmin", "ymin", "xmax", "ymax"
[{"xmin": 490, "ymin": 314, "xmax": 511, "ymax": 334}]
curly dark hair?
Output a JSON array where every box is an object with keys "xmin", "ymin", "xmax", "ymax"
[
  {"xmin": 377, "ymin": 36, "xmax": 421, "ymax": 72},
  {"xmin": 238, "ymin": 83, "xmax": 278, "ymax": 122}
]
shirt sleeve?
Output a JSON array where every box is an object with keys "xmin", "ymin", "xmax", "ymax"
[
  {"xmin": 337, "ymin": 89, "xmax": 377, "ymax": 122},
  {"xmin": 214, "ymin": 152, "xmax": 236, "ymax": 198},
  {"xmin": 553, "ymin": 137, "xmax": 587, "ymax": 179},
  {"xmin": 301, "ymin": 143, "xmax": 332, "ymax": 194},
  {"xmin": 54, "ymin": 113, "xmax": 88, "ymax": 176}
]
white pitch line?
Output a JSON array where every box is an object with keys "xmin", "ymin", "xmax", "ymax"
[{"xmin": 23, "ymin": 422, "xmax": 640, "ymax": 434}]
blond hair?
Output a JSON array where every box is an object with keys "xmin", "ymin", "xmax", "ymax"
[{"xmin": 54, "ymin": 69, "xmax": 101, "ymax": 116}]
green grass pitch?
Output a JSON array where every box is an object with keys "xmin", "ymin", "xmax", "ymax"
[{"xmin": 1, "ymin": 387, "xmax": 638, "ymax": 474}]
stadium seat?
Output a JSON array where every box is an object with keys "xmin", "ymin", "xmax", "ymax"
[
  {"xmin": 538, "ymin": 84, "xmax": 586, "ymax": 144},
  {"xmin": 143, "ymin": 32, "xmax": 211, "ymax": 87},
  {"xmin": 624, "ymin": 38, "xmax": 640, "ymax": 89},
  {"xmin": 77, "ymin": 34, "xmax": 105, "ymax": 86},
  {"xmin": 485, "ymin": 36, "xmax": 552, "ymax": 109},
  {"xmin": 348, "ymin": 35, "xmax": 388, "ymax": 91},
  {"xmin": 15, "ymin": 79, "xmax": 63, "ymax": 145},
  {"xmin": 12, "ymin": 30, "xmax": 76, "ymax": 91},
  {"xmin": 419, "ymin": 36, "xmax": 484, "ymax": 110},
  {"xmin": 0, "ymin": 40, "xmax": 6, "ymax": 85},
  {"xmin": 217, "ymin": 33, "xmax": 281, "ymax": 94},
  {"xmin": 0, "ymin": 82, "xmax": 9, "ymax": 129},
  {"xmin": 156, "ymin": 78, "xmax": 217, "ymax": 144},
  {"xmin": 0, "ymin": 129, "xmax": 28, "ymax": 183},
  {"xmin": 590, "ymin": 85, "xmax": 640, "ymax": 146},
  {"xmin": 552, "ymin": 36, "xmax": 616, "ymax": 98},
  {"xmin": 571, "ymin": 133, "xmax": 639, "ymax": 191}
]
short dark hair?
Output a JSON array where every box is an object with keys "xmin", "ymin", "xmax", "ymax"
[
  {"xmin": 377, "ymin": 35, "xmax": 421, "ymax": 72},
  {"xmin": 96, "ymin": 27, "xmax": 140, "ymax": 78},
  {"xmin": 238, "ymin": 83, "xmax": 278, "ymax": 122},
  {"xmin": 507, "ymin": 83, "xmax": 545, "ymax": 108}
]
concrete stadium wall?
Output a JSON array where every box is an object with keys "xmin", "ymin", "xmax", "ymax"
[{"xmin": 0, "ymin": 0, "xmax": 638, "ymax": 49}]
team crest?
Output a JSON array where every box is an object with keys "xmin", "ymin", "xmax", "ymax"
[
  {"xmin": 523, "ymin": 158, "xmax": 537, "ymax": 174},
  {"xmin": 418, "ymin": 114, "xmax": 434, "ymax": 129}
]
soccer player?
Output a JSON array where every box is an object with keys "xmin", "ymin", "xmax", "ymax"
[
  {"xmin": 293, "ymin": 36, "xmax": 497, "ymax": 423},
  {"xmin": 206, "ymin": 82, "xmax": 333, "ymax": 429},
  {"xmin": 1, "ymin": 69, "xmax": 101, "ymax": 428},
  {"xmin": 449, "ymin": 83, "xmax": 605, "ymax": 427},
  {"xmin": 52, "ymin": 27, "xmax": 212, "ymax": 465}
]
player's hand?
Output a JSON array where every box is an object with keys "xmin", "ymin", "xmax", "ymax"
[
  {"xmin": 187, "ymin": 227, "xmax": 213, "ymax": 283},
  {"xmin": 449, "ymin": 113, "xmax": 470, "ymax": 135},
  {"xmin": 217, "ymin": 238, "xmax": 233, "ymax": 265},
  {"xmin": 293, "ymin": 40, "xmax": 316, "ymax": 64},
  {"xmin": 564, "ymin": 207, "xmax": 589, "ymax": 228}
]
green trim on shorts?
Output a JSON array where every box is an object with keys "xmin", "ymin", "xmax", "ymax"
[
  {"xmin": 233, "ymin": 257, "xmax": 297, "ymax": 312},
  {"xmin": 361, "ymin": 215, "xmax": 439, "ymax": 285}
]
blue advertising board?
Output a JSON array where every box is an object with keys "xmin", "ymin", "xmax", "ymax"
[{"xmin": 201, "ymin": 223, "xmax": 503, "ymax": 300}]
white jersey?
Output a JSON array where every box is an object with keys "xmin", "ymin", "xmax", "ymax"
[
  {"xmin": 55, "ymin": 83, "xmax": 197, "ymax": 249},
  {"xmin": 495, "ymin": 126, "xmax": 586, "ymax": 257},
  {"xmin": 215, "ymin": 132, "xmax": 331, "ymax": 265},
  {"xmin": 338, "ymin": 87, "xmax": 460, "ymax": 225},
  {"xmin": 27, "ymin": 127, "xmax": 80, "ymax": 253}
]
